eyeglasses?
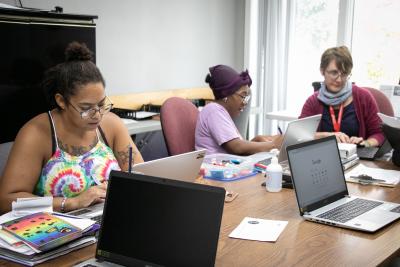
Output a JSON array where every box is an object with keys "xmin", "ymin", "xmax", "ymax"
[
  {"xmin": 235, "ymin": 93, "xmax": 251, "ymax": 104},
  {"xmin": 325, "ymin": 70, "xmax": 352, "ymax": 81},
  {"xmin": 68, "ymin": 96, "xmax": 114, "ymax": 119}
]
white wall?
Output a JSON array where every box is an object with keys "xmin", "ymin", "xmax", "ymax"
[{"xmin": 1, "ymin": 0, "xmax": 245, "ymax": 95}]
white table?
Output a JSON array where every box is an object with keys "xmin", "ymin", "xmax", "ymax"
[
  {"xmin": 122, "ymin": 119, "xmax": 161, "ymax": 135},
  {"xmin": 265, "ymin": 109, "xmax": 299, "ymax": 121}
]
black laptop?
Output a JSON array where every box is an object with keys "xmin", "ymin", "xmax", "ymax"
[
  {"xmin": 356, "ymin": 139, "xmax": 392, "ymax": 160},
  {"xmin": 76, "ymin": 171, "xmax": 225, "ymax": 267}
]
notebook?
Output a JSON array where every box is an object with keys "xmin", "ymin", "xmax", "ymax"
[
  {"xmin": 287, "ymin": 136, "xmax": 400, "ymax": 232},
  {"xmin": 1, "ymin": 212, "xmax": 81, "ymax": 252},
  {"xmin": 75, "ymin": 171, "xmax": 225, "ymax": 267},
  {"xmin": 67, "ymin": 150, "xmax": 206, "ymax": 223}
]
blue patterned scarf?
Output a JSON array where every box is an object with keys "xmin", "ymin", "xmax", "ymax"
[{"xmin": 317, "ymin": 81, "xmax": 352, "ymax": 106}]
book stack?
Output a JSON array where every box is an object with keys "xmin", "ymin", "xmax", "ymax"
[
  {"xmin": 338, "ymin": 143, "xmax": 360, "ymax": 170},
  {"xmin": 0, "ymin": 212, "xmax": 98, "ymax": 266}
]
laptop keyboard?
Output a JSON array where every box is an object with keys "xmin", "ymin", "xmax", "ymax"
[
  {"xmin": 316, "ymin": 198, "xmax": 383, "ymax": 223},
  {"xmin": 391, "ymin": 206, "xmax": 400, "ymax": 213},
  {"xmin": 92, "ymin": 215, "xmax": 103, "ymax": 225},
  {"xmin": 356, "ymin": 147, "xmax": 379, "ymax": 160}
]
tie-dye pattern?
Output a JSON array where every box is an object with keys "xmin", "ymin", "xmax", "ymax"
[{"xmin": 35, "ymin": 141, "xmax": 120, "ymax": 198}]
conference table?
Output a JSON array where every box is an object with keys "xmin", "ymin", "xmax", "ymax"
[{"xmin": 1, "ymin": 160, "xmax": 400, "ymax": 266}]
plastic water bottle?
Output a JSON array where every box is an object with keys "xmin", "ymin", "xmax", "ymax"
[{"xmin": 265, "ymin": 156, "xmax": 282, "ymax": 192}]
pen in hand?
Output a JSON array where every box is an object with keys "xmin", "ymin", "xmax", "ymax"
[
  {"xmin": 277, "ymin": 126, "xmax": 283, "ymax": 135},
  {"xmin": 128, "ymin": 144, "xmax": 133, "ymax": 173}
]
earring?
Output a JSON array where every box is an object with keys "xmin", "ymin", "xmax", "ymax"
[{"xmin": 223, "ymin": 97, "xmax": 228, "ymax": 103}]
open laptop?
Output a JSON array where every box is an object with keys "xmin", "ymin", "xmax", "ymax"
[
  {"xmin": 132, "ymin": 149, "xmax": 206, "ymax": 182},
  {"xmin": 75, "ymin": 170, "xmax": 225, "ymax": 267},
  {"xmin": 252, "ymin": 114, "xmax": 322, "ymax": 167},
  {"xmin": 67, "ymin": 150, "xmax": 206, "ymax": 223},
  {"xmin": 287, "ymin": 135, "xmax": 400, "ymax": 232},
  {"xmin": 356, "ymin": 139, "xmax": 392, "ymax": 160}
]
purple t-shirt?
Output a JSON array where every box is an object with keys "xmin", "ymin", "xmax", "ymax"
[{"xmin": 195, "ymin": 102, "xmax": 242, "ymax": 154}]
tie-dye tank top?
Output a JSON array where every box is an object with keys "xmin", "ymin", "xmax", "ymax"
[{"xmin": 34, "ymin": 112, "xmax": 121, "ymax": 197}]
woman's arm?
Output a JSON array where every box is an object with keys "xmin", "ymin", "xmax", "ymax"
[
  {"xmin": 102, "ymin": 113, "xmax": 144, "ymax": 171},
  {"xmin": 222, "ymin": 135, "xmax": 283, "ymax": 156},
  {"xmin": 0, "ymin": 122, "xmax": 48, "ymax": 213}
]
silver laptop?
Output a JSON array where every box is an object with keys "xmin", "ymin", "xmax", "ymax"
[
  {"xmin": 75, "ymin": 171, "xmax": 225, "ymax": 267},
  {"xmin": 251, "ymin": 115, "xmax": 322, "ymax": 167},
  {"xmin": 278, "ymin": 114, "xmax": 321, "ymax": 164},
  {"xmin": 287, "ymin": 136, "xmax": 400, "ymax": 232},
  {"xmin": 132, "ymin": 149, "xmax": 206, "ymax": 182},
  {"xmin": 67, "ymin": 150, "xmax": 206, "ymax": 221}
]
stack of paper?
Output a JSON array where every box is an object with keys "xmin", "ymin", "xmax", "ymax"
[{"xmin": 0, "ymin": 212, "xmax": 97, "ymax": 266}]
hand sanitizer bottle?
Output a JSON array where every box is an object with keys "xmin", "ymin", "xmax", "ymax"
[{"xmin": 265, "ymin": 156, "xmax": 282, "ymax": 192}]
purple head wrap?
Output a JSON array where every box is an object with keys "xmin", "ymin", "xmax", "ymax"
[{"xmin": 205, "ymin": 65, "xmax": 252, "ymax": 99}]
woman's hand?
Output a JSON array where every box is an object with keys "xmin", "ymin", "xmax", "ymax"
[
  {"xmin": 332, "ymin": 132, "xmax": 350, "ymax": 143},
  {"xmin": 269, "ymin": 134, "xmax": 284, "ymax": 149},
  {"xmin": 349, "ymin": 136, "xmax": 363, "ymax": 145},
  {"xmin": 71, "ymin": 182, "xmax": 108, "ymax": 210}
]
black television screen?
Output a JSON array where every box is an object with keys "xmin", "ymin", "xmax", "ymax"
[{"xmin": 0, "ymin": 19, "xmax": 96, "ymax": 143}]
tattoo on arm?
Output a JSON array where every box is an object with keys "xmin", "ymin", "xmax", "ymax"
[{"xmin": 116, "ymin": 144, "xmax": 137, "ymax": 166}]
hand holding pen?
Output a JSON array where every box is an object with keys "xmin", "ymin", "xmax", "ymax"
[
  {"xmin": 277, "ymin": 126, "xmax": 283, "ymax": 135},
  {"xmin": 128, "ymin": 144, "xmax": 133, "ymax": 173}
]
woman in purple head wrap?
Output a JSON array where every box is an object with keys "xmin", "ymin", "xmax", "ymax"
[{"xmin": 195, "ymin": 64, "xmax": 283, "ymax": 155}]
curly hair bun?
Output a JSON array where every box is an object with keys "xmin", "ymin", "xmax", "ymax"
[{"xmin": 65, "ymin": 41, "xmax": 93, "ymax": 62}]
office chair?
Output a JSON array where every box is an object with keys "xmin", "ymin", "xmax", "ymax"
[
  {"xmin": 160, "ymin": 97, "xmax": 199, "ymax": 156},
  {"xmin": 362, "ymin": 87, "xmax": 395, "ymax": 116},
  {"xmin": 0, "ymin": 142, "xmax": 13, "ymax": 178}
]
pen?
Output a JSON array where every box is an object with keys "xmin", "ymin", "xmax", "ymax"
[
  {"xmin": 128, "ymin": 145, "xmax": 132, "ymax": 173},
  {"xmin": 277, "ymin": 126, "xmax": 283, "ymax": 135},
  {"xmin": 349, "ymin": 175, "xmax": 385, "ymax": 183}
]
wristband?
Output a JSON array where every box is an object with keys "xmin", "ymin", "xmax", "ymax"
[{"xmin": 60, "ymin": 197, "xmax": 67, "ymax": 213}]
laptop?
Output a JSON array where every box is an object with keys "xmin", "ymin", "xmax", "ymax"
[
  {"xmin": 287, "ymin": 135, "xmax": 400, "ymax": 232},
  {"xmin": 75, "ymin": 171, "xmax": 225, "ymax": 267},
  {"xmin": 252, "ymin": 114, "xmax": 322, "ymax": 167},
  {"xmin": 132, "ymin": 149, "xmax": 206, "ymax": 182},
  {"xmin": 278, "ymin": 114, "xmax": 322, "ymax": 164},
  {"xmin": 67, "ymin": 150, "xmax": 206, "ymax": 223},
  {"xmin": 356, "ymin": 139, "xmax": 392, "ymax": 160}
]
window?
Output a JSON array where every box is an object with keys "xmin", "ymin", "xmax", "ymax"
[
  {"xmin": 286, "ymin": 0, "xmax": 340, "ymax": 112},
  {"xmin": 352, "ymin": 0, "xmax": 400, "ymax": 87}
]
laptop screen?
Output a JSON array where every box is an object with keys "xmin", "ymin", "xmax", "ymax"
[
  {"xmin": 287, "ymin": 137, "xmax": 348, "ymax": 210},
  {"xmin": 96, "ymin": 171, "xmax": 225, "ymax": 267}
]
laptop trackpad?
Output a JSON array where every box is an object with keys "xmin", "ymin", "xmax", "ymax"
[{"xmin": 354, "ymin": 210, "xmax": 397, "ymax": 225}]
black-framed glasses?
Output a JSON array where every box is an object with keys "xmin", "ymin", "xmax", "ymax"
[
  {"xmin": 235, "ymin": 93, "xmax": 251, "ymax": 104},
  {"xmin": 325, "ymin": 70, "xmax": 352, "ymax": 81},
  {"xmin": 68, "ymin": 96, "xmax": 114, "ymax": 119}
]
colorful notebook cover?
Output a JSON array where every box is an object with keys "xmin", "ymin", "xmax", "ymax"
[{"xmin": 1, "ymin": 212, "xmax": 81, "ymax": 252}]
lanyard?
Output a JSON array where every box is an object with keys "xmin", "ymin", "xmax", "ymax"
[{"xmin": 329, "ymin": 103, "xmax": 344, "ymax": 132}]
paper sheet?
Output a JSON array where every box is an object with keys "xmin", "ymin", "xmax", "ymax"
[
  {"xmin": 345, "ymin": 163, "xmax": 400, "ymax": 185},
  {"xmin": 229, "ymin": 217, "xmax": 288, "ymax": 242},
  {"xmin": 11, "ymin": 197, "xmax": 53, "ymax": 216}
]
